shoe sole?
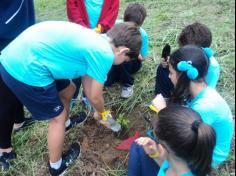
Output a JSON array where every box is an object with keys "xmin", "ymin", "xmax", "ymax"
[{"xmin": 121, "ymin": 93, "xmax": 133, "ymax": 98}]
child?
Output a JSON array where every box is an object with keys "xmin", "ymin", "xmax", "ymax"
[
  {"xmin": 0, "ymin": 0, "xmax": 36, "ymax": 132},
  {"xmin": 128, "ymin": 105, "xmax": 216, "ymax": 176},
  {"xmin": 152, "ymin": 45, "xmax": 233, "ymax": 167},
  {"xmin": 67, "ymin": 0, "xmax": 119, "ymax": 104},
  {"xmin": 0, "ymin": 0, "xmax": 35, "ymax": 50},
  {"xmin": 155, "ymin": 22, "xmax": 220, "ymax": 98},
  {"xmin": 105, "ymin": 3, "xmax": 149, "ymax": 98},
  {"xmin": 0, "ymin": 21, "xmax": 141, "ymax": 175},
  {"xmin": 67, "ymin": 0, "xmax": 119, "ymax": 33}
]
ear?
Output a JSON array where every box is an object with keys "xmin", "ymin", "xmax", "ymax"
[{"xmin": 119, "ymin": 47, "xmax": 130, "ymax": 55}]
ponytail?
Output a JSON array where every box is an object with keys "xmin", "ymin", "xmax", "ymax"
[
  {"xmin": 189, "ymin": 121, "xmax": 216, "ymax": 176},
  {"xmin": 154, "ymin": 105, "xmax": 216, "ymax": 176}
]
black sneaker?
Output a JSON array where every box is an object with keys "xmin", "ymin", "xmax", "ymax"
[
  {"xmin": 49, "ymin": 143, "xmax": 81, "ymax": 176},
  {"xmin": 14, "ymin": 117, "xmax": 35, "ymax": 132},
  {"xmin": 0, "ymin": 151, "xmax": 17, "ymax": 170},
  {"xmin": 65, "ymin": 112, "xmax": 87, "ymax": 132}
]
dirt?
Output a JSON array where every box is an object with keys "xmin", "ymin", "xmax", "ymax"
[
  {"xmin": 35, "ymin": 109, "xmax": 235, "ymax": 176},
  {"xmin": 66, "ymin": 109, "xmax": 150, "ymax": 176}
]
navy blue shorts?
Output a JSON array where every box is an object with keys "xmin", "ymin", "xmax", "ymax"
[{"xmin": 0, "ymin": 64, "xmax": 70, "ymax": 121}]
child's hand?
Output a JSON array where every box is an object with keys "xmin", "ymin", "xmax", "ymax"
[
  {"xmin": 93, "ymin": 110, "xmax": 102, "ymax": 121},
  {"xmin": 136, "ymin": 137, "xmax": 167, "ymax": 164},
  {"xmin": 94, "ymin": 110, "xmax": 112, "ymax": 121},
  {"xmin": 138, "ymin": 54, "xmax": 145, "ymax": 62},
  {"xmin": 161, "ymin": 57, "xmax": 169, "ymax": 68},
  {"xmin": 151, "ymin": 94, "xmax": 167, "ymax": 112},
  {"xmin": 161, "ymin": 44, "xmax": 171, "ymax": 67},
  {"xmin": 136, "ymin": 137, "xmax": 159, "ymax": 156},
  {"xmin": 94, "ymin": 110, "xmax": 111, "ymax": 128},
  {"xmin": 94, "ymin": 110, "xmax": 121, "ymax": 131},
  {"xmin": 94, "ymin": 24, "xmax": 102, "ymax": 33}
]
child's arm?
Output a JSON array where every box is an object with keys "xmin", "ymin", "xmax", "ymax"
[
  {"xmin": 66, "ymin": 0, "xmax": 89, "ymax": 28},
  {"xmin": 139, "ymin": 29, "xmax": 149, "ymax": 61},
  {"xmin": 98, "ymin": 0, "xmax": 119, "ymax": 33},
  {"xmin": 81, "ymin": 76, "xmax": 105, "ymax": 113},
  {"xmin": 136, "ymin": 137, "xmax": 167, "ymax": 166}
]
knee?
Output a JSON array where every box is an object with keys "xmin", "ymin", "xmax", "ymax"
[
  {"xmin": 68, "ymin": 81, "xmax": 76, "ymax": 97},
  {"xmin": 130, "ymin": 141, "xmax": 143, "ymax": 154},
  {"xmin": 59, "ymin": 82, "xmax": 76, "ymax": 101},
  {"xmin": 49, "ymin": 110, "xmax": 67, "ymax": 126}
]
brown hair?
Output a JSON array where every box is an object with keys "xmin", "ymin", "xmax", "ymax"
[
  {"xmin": 178, "ymin": 22, "xmax": 212, "ymax": 47},
  {"xmin": 107, "ymin": 22, "xmax": 141, "ymax": 59},
  {"xmin": 154, "ymin": 105, "xmax": 216, "ymax": 176},
  {"xmin": 124, "ymin": 3, "xmax": 147, "ymax": 26}
]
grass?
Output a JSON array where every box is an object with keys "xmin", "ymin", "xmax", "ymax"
[{"xmin": 1, "ymin": 0, "xmax": 235, "ymax": 175}]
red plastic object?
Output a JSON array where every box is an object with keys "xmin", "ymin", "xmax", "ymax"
[{"xmin": 116, "ymin": 131, "xmax": 140, "ymax": 151}]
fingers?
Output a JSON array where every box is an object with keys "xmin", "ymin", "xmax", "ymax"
[
  {"xmin": 161, "ymin": 57, "xmax": 169, "ymax": 68},
  {"xmin": 94, "ymin": 24, "xmax": 102, "ymax": 33},
  {"xmin": 136, "ymin": 137, "xmax": 159, "ymax": 155},
  {"xmin": 156, "ymin": 144, "xmax": 167, "ymax": 158},
  {"xmin": 136, "ymin": 137, "xmax": 155, "ymax": 145},
  {"xmin": 93, "ymin": 111, "xmax": 102, "ymax": 120}
]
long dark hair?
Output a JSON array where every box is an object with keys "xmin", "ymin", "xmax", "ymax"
[
  {"xmin": 169, "ymin": 45, "xmax": 209, "ymax": 104},
  {"xmin": 153, "ymin": 105, "xmax": 216, "ymax": 176}
]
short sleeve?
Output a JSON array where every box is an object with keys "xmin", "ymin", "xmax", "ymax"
[{"xmin": 139, "ymin": 28, "xmax": 149, "ymax": 58}]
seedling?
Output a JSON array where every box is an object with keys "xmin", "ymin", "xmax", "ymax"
[{"xmin": 117, "ymin": 113, "xmax": 130, "ymax": 130}]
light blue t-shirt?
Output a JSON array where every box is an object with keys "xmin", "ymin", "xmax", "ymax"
[
  {"xmin": 85, "ymin": 0, "xmax": 104, "ymax": 29},
  {"xmin": 187, "ymin": 87, "xmax": 234, "ymax": 167},
  {"xmin": 0, "ymin": 21, "xmax": 114, "ymax": 87},
  {"xmin": 139, "ymin": 27, "xmax": 149, "ymax": 58},
  {"xmin": 157, "ymin": 160, "xmax": 193, "ymax": 176},
  {"xmin": 206, "ymin": 56, "xmax": 220, "ymax": 88},
  {"xmin": 116, "ymin": 19, "xmax": 149, "ymax": 58}
]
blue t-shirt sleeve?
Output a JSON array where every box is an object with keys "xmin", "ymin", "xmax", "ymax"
[
  {"xmin": 139, "ymin": 28, "xmax": 149, "ymax": 58},
  {"xmin": 206, "ymin": 57, "xmax": 220, "ymax": 88},
  {"xmin": 86, "ymin": 50, "xmax": 113, "ymax": 84}
]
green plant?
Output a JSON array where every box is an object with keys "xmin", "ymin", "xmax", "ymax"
[{"xmin": 117, "ymin": 113, "xmax": 130, "ymax": 129}]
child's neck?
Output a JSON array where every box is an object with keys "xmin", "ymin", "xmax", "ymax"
[
  {"xmin": 189, "ymin": 80, "xmax": 207, "ymax": 99},
  {"xmin": 167, "ymin": 155, "xmax": 191, "ymax": 176}
]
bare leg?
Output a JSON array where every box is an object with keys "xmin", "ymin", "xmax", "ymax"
[
  {"xmin": 48, "ymin": 109, "xmax": 67, "ymax": 162},
  {"xmin": 48, "ymin": 81, "xmax": 75, "ymax": 162},
  {"xmin": 59, "ymin": 81, "xmax": 76, "ymax": 120}
]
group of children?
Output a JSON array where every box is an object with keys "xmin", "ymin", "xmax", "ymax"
[
  {"xmin": 67, "ymin": 0, "xmax": 149, "ymax": 103},
  {"xmin": 128, "ymin": 23, "xmax": 233, "ymax": 176},
  {"xmin": 0, "ymin": 1, "xmax": 234, "ymax": 176}
]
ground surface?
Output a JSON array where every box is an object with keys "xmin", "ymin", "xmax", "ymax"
[{"xmin": 0, "ymin": 0, "xmax": 235, "ymax": 175}]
